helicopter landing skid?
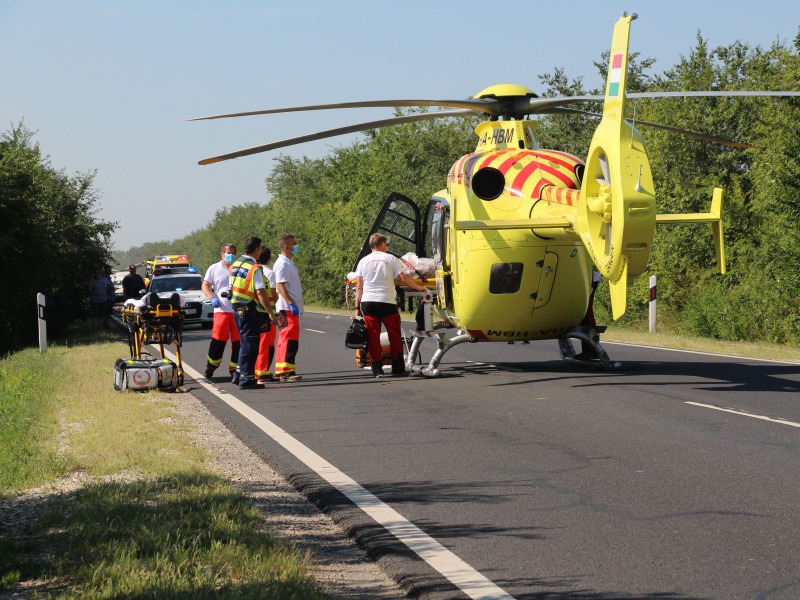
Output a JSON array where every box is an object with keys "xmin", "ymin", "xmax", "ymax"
[
  {"xmin": 558, "ymin": 326, "xmax": 622, "ymax": 370},
  {"xmin": 406, "ymin": 330, "xmax": 474, "ymax": 377}
]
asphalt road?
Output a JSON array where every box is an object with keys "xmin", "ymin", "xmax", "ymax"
[{"xmin": 171, "ymin": 312, "xmax": 800, "ymax": 600}]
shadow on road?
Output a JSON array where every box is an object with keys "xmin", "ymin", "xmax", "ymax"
[{"xmin": 488, "ymin": 358, "xmax": 800, "ymax": 395}]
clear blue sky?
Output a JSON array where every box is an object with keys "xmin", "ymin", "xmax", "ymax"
[{"xmin": 2, "ymin": 1, "xmax": 798, "ymax": 252}]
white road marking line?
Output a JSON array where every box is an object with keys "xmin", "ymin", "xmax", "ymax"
[
  {"xmin": 305, "ymin": 328, "xmax": 326, "ymax": 333},
  {"xmin": 604, "ymin": 341, "xmax": 800, "ymax": 365},
  {"xmin": 168, "ymin": 351, "xmax": 515, "ymax": 600},
  {"xmin": 686, "ymin": 402, "xmax": 800, "ymax": 429}
]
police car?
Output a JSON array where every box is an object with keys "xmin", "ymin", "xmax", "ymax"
[{"xmin": 146, "ymin": 267, "xmax": 213, "ymax": 328}]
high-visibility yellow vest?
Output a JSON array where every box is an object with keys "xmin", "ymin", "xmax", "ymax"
[
  {"xmin": 261, "ymin": 266, "xmax": 278, "ymax": 311},
  {"xmin": 230, "ymin": 257, "xmax": 267, "ymax": 313}
]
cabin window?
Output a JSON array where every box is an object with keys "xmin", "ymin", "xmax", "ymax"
[
  {"xmin": 489, "ymin": 262, "xmax": 523, "ymax": 294},
  {"xmin": 425, "ymin": 198, "xmax": 449, "ymax": 269}
]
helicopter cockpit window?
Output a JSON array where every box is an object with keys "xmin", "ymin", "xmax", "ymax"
[
  {"xmin": 377, "ymin": 201, "xmax": 417, "ymax": 259},
  {"xmin": 489, "ymin": 262, "xmax": 524, "ymax": 294},
  {"xmin": 425, "ymin": 198, "xmax": 449, "ymax": 269}
]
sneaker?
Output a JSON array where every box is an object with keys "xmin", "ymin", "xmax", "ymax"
[
  {"xmin": 204, "ymin": 366, "xmax": 215, "ymax": 378},
  {"xmin": 257, "ymin": 375, "xmax": 274, "ymax": 384},
  {"xmin": 239, "ymin": 380, "xmax": 265, "ymax": 390},
  {"xmin": 277, "ymin": 374, "xmax": 302, "ymax": 383},
  {"xmin": 231, "ymin": 372, "xmax": 240, "ymax": 385}
]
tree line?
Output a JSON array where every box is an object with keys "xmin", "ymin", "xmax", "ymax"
[
  {"xmin": 3, "ymin": 31, "xmax": 798, "ymax": 355},
  {"xmin": 0, "ymin": 124, "xmax": 115, "ymax": 355}
]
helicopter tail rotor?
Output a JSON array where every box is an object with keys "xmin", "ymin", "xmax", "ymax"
[{"xmin": 575, "ymin": 13, "xmax": 656, "ymax": 320}]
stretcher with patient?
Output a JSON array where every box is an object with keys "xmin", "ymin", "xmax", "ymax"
[{"xmin": 344, "ymin": 253, "xmax": 438, "ymax": 370}]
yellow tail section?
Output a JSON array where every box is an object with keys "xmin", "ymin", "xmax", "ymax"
[
  {"xmin": 655, "ymin": 187, "xmax": 726, "ymax": 274},
  {"xmin": 575, "ymin": 13, "xmax": 656, "ymax": 320}
]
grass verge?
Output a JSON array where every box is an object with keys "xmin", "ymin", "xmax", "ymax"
[{"xmin": 0, "ymin": 330, "xmax": 327, "ymax": 599}]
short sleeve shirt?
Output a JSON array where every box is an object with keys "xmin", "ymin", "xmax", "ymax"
[
  {"xmin": 355, "ymin": 251, "xmax": 403, "ymax": 304},
  {"xmin": 273, "ymin": 254, "xmax": 303, "ymax": 313},
  {"xmin": 204, "ymin": 261, "xmax": 234, "ymax": 313}
]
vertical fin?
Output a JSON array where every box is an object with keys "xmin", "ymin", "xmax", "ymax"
[
  {"xmin": 602, "ymin": 15, "xmax": 634, "ymax": 126},
  {"xmin": 608, "ymin": 260, "xmax": 629, "ymax": 320},
  {"xmin": 710, "ymin": 188, "xmax": 726, "ymax": 275},
  {"xmin": 577, "ymin": 12, "xmax": 655, "ymax": 321}
]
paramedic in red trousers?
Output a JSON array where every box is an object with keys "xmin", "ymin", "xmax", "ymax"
[
  {"xmin": 230, "ymin": 238, "xmax": 279, "ymax": 389},
  {"xmin": 202, "ymin": 243, "xmax": 240, "ymax": 380},
  {"xmin": 273, "ymin": 234, "xmax": 304, "ymax": 382},
  {"xmin": 254, "ymin": 246, "xmax": 278, "ymax": 383},
  {"xmin": 354, "ymin": 233, "xmax": 431, "ymax": 378}
]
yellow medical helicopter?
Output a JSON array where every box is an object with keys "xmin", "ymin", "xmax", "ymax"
[{"xmin": 190, "ymin": 13, "xmax": 800, "ymax": 376}]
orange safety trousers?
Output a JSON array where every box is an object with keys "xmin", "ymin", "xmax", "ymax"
[{"xmin": 255, "ymin": 325, "xmax": 276, "ymax": 379}]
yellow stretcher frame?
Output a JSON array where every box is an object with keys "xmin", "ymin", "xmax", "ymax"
[{"xmin": 120, "ymin": 303, "xmax": 185, "ymax": 387}]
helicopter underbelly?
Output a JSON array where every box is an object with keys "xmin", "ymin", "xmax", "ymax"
[{"xmin": 451, "ymin": 243, "xmax": 592, "ymax": 341}]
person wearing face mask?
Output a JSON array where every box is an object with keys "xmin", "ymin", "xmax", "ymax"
[
  {"xmin": 273, "ymin": 234, "xmax": 304, "ymax": 382},
  {"xmin": 201, "ymin": 242, "xmax": 241, "ymax": 380}
]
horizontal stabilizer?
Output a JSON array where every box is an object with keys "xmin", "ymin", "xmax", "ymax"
[{"xmin": 656, "ymin": 188, "xmax": 725, "ymax": 274}]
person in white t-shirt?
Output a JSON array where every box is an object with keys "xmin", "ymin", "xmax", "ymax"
[
  {"xmin": 201, "ymin": 242, "xmax": 240, "ymax": 379},
  {"xmin": 354, "ymin": 233, "xmax": 431, "ymax": 378},
  {"xmin": 273, "ymin": 234, "xmax": 304, "ymax": 382}
]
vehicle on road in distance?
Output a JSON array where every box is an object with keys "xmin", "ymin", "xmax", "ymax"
[
  {"xmin": 147, "ymin": 271, "xmax": 213, "ymax": 328},
  {"xmin": 144, "ymin": 254, "xmax": 193, "ymax": 286},
  {"xmin": 110, "ymin": 270, "xmax": 127, "ymax": 303}
]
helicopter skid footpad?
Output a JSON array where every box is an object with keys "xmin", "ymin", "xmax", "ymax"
[
  {"xmin": 406, "ymin": 331, "xmax": 474, "ymax": 378},
  {"xmin": 558, "ymin": 327, "xmax": 620, "ymax": 370}
]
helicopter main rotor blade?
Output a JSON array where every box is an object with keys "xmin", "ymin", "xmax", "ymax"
[
  {"xmin": 513, "ymin": 90, "xmax": 800, "ymax": 118},
  {"xmin": 193, "ymin": 91, "xmax": 799, "ymax": 123},
  {"xmin": 189, "ymin": 99, "xmax": 500, "ymax": 122},
  {"xmin": 544, "ymin": 107, "xmax": 755, "ymax": 149},
  {"xmin": 628, "ymin": 90, "xmax": 800, "ymax": 100},
  {"xmin": 198, "ymin": 109, "xmax": 481, "ymax": 165}
]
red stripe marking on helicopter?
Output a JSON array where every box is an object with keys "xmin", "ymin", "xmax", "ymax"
[
  {"xmin": 510, "ymin": 157, "xmax": 575, "ymax": 197},
  {"xmin": 507, "ymin": 161, "xmax": 540, "ymax": 197},
  {"xmin": 542, "ymin": 186, "xmax": 580, "ymax": 206},
  {"xmin": 467, "ymin": 329, "xmax": 488, "ymax": 340},
  {"xmin": 495, "ymin": 152, "xmax": 532, "ymax": 175},
  {"xmin": 511, "ymin": 161, "xmax": 558, "ymax": 197},
  {"xmin": 451, "ymin": 153, "xmax": 473, "ymax": 184},
  {"xmin": 532, "ymin": 178, "xmax": 549, "ymax": 199},
  {"xmin": 463, "ymin": 153, "xmax": 486, "ymax": 188},
  {"xmin": 479, "ymin": 149, "xmax": 515, "ymax": 170},
  {"xmin": 532, "ymin": 150, "xmax": 583, "ymax": 173},
  {"xmin": 535, "ymin": 159, "xmax": 576, "ymax": 187}
]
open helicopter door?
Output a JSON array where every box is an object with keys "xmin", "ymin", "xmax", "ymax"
[{"xmin": 353, "ymin": 192, "xmax": 423, "ymax": 269}]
